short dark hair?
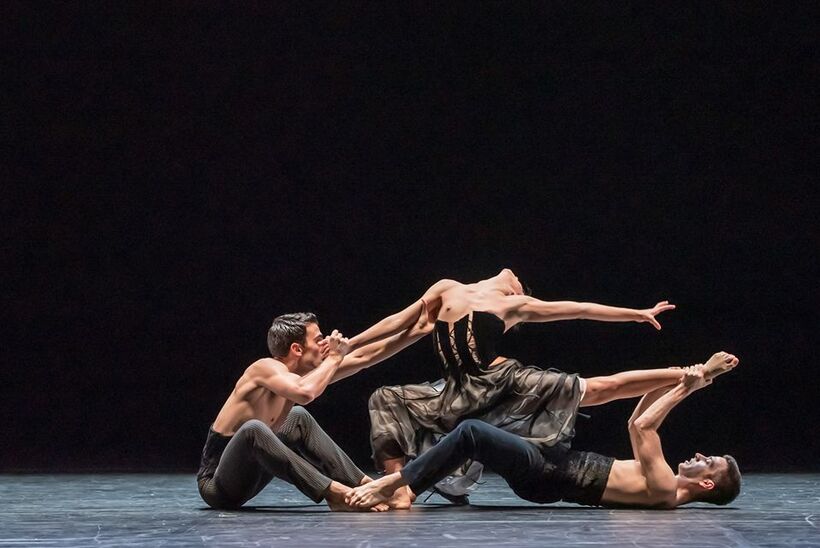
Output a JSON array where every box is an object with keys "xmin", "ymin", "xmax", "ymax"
[
  {"xmin": 700, "ymin": 454, "xmax": 741, "ymax": 505},
  {"xmin": 267, "ymin": 312, "xmax": 318, "ymax": 357}
]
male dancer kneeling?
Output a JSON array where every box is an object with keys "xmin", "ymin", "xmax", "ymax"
[
  {"xmin": 197, "ymin": 312, "xmax": 427, "ymax": 511},
  {"xmin": 348, "ymin": 353, "xmax": 741, "ymax": 510}
]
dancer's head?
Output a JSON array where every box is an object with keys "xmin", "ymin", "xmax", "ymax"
[
  {"xmin": 267, "ymin": 312, "xmax": 325, "ymax": 368},
  {"xmin": 677, "ymin": 453, "xmax": 741, "ymax": 505}
]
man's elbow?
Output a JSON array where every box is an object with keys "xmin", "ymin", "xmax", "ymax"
[
  {"xmin": 292, "ymin": 388, "xmax": 316, "ymax": 405},
  {"xmin": 631, "ymin": 418, "xmax": 654, "ymax": 432}
]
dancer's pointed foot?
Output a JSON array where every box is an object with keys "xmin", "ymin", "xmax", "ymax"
[{"xmin": 702, "ymin": 351, "xmax": 739, "ymax": 381}]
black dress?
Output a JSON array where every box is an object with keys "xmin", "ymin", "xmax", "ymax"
[{"xmin": 368, "ymin": 311, "xmax": 583, "ymax": 496}]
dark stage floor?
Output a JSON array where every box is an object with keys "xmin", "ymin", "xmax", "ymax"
[{"xmin": 0, "ymin": 473, "xmax": 817, "ymax": 547}]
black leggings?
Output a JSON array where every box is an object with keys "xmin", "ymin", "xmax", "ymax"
[
  {"xmin": 198, "ymin": 407, "xmax": 364, "ymax": 508},
  {"xmin": 400, "ymin": 419, "xmax": 569, "ymax": 504}
]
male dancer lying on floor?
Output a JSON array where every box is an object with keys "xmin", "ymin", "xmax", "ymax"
[
  {"xmin": 348, "ymin": 353, "xmax": 741, "ymax": 510},
  {"xmin": 197, "ymin": 312, "xmax": 428, "ymax": 511}
]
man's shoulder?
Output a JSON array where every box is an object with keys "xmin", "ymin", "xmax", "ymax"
[
  {"xmin": 647, "ymin": 485, "xmax": 678, "ymax": 509},
  {"xmin": 247, "ymin": 357, "xmax": 287, "ymax": 375}
]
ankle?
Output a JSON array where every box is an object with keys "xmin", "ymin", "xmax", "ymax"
[
  {"xmin": 325, "ymin": 481, "xmax": 350, "ymax": 499},
  {"xmin": 384, "ymin": 472, "xmax": 407, "ymax": 491}
]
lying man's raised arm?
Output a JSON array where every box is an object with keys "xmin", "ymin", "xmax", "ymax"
[
  {"xmin": 628, "ymin": 367, "xmax": 710, "ymax": 506},
  {"xmin": 627, "ymin": 385, "xmax": 672, "ymax": 461}
]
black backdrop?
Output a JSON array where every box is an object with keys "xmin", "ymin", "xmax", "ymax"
[{"xmin": 3, "ymin": 3, "xmax": 817, "ymax": 472}]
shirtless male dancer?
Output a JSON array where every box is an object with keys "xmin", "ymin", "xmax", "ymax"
[
  {"xmin": 196, "ymin": 311, "xmax": 429, "ymax": 511},
  {"xmin": 348, "ymin": 353, "xmax": 742, "ymax": 510}
]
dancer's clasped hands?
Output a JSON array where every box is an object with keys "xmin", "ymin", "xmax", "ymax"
[{"xmin": 321, "ymin": 329, "xmax": 350, "ymax": 358}]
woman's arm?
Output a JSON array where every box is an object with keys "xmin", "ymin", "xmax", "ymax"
[
  {"xmin": 503, "ymin": 296, "xmax": 675, "ymax": 330},
  {"xmin": 347, "ymin": 279, "xmax": 458, "ymax": 349},
  {"xmin": 330, "ymin": 310, "xmax": 435, "ymax": 383}
]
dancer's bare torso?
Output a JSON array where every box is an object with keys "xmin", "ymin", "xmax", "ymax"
[
  {"xmin": 601, "ymin": 459, "xmax": 672, "ymax": 508},
  {"xmin": 435, "ymin": 283, "xmax": 513, "ymax": 326},
  {"xmin": 211, "ymin": 359, "xmax": 294, "ymax": 436},
  {"xmin": 426, "ymin": 277, "xmax": 523, "ymax": 366}
]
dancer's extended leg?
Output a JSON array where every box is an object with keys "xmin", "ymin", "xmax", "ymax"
[
  {"xmin": 580, "ymin": 352, "xmax": 737, "ymax": 407},
  {"xmin": 348, "ymin": 420, "xmax": 546, "ymax": 508},
  {"xmin": 581, "ymin": 368, "xmax": 683, "ymax": 407}
]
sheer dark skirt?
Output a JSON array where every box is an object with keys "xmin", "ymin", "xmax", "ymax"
[{"xmin": 369, "ymin": 358, "xmax": 582, "ymax": 496}]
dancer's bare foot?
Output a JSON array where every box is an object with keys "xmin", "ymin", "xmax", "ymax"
[
  {"xmin": 355, "ymin": 478, "xmax": 390, "ymax": 512},
  {"xmin": 702, "ymin": 351, "xmax": 739, "ymax": 381},
  {"xmin": 346, "ymin": 472, "xmax": 410, "ymax": 509},
  {"xmin": 324, "ymin": 481, "xmax": 386, "ymax": 512},
  {"xmin": 386, "ymin": 485, "xmax": 416, "ymax": 510},
  {"xmin": 379, "ymin": 458, "xmax": 416, "ymax": 509}
]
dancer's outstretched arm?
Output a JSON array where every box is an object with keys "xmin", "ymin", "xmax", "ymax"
[
  {"xmin": 347, "ymin": 279, "xmax": 458, "ymax": 349},
  {"xmin": 502, "ymin": 297, "xmax": 675, "ymax": 330},
  {"xmin": 331, "ymin": 312, "xmax": 434, "ymax": 383}
]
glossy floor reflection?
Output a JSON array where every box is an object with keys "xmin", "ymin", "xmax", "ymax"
[{"xmin": 0, "ymin": 473, "xmax": 817, "ymax": 546}]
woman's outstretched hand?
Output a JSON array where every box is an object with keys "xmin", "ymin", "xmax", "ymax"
[{"xmin": 637, "ymin": 301, "xmax": 676, "ymax": 330}]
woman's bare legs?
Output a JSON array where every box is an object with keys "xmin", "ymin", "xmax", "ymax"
[
  {"xmin": 580, "ymin": 352, "xmax": 738, "ymax": 407},
  {"xmin": 581, "ymin": 368, "xmax": 683, "ymax": 407}
]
